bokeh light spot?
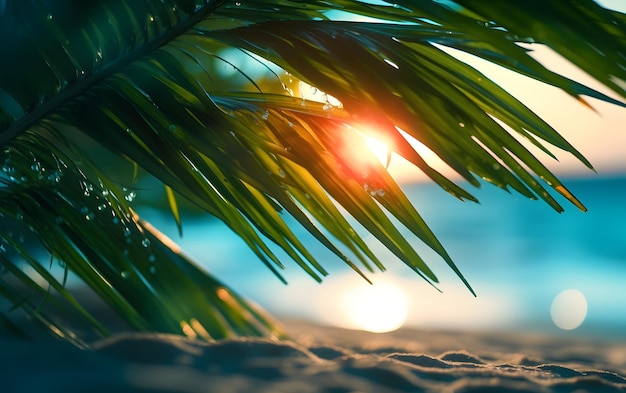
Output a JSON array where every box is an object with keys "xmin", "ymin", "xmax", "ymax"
[{"xmin": 551, "ymin": 289, "xmax": 588, "ymax": 330}]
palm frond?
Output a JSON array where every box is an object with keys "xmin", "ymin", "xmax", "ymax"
[
  {"xmin": 0, "ymin": 0, "xmax": 624, "ymax": 342},
  {"xmin": 1, "ymin": 127, "xmax": 283, "ymax": 341}
]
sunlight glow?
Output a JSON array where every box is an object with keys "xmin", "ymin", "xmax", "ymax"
[
  {"xmin": 364, "ymin": 135, "xmax": 391, "ymax": 167},
  {"xmin": 342, "ymin": 281, "xmax": 409, "ymax": 333},
  {"xmin": 551, "ymin": 289, "xmax": 588, "ymax": 330}
]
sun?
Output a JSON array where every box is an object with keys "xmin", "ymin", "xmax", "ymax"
[
  {"xmin": 342, "ymin": 281, "xmax": 409, "ymax": 333},
  {"xmin": 364, "ymin": 135, "xmax": 391, "ymax": 167}
]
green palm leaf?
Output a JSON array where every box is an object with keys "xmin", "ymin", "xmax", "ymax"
[{"xmin": 0, "ymin": 0, "xmax": 624, "ymax": 342}]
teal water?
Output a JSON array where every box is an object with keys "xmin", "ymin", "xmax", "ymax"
[{"xmin": 139, "ymin": 174, "xmax": 626, "ymax": 337}]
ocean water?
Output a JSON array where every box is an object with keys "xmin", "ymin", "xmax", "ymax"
[{"xmin": 138, "ymin": 174, "xmax": 626, "ymax": 338}]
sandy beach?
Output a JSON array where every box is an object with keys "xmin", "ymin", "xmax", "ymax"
[{"xmin": 3, "ymin": 319, "xmax": 626, "ymax": 392}]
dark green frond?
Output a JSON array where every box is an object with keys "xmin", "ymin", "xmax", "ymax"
[{"xmin": 1, "ymin": 129, "xmax": 283, "ymax": 340}]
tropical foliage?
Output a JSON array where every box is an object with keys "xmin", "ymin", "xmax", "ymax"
[{"xmin": 0, "ymin": 0, "xmax": 624, "ymax": 345}]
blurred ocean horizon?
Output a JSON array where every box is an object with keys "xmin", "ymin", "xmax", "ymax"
[{"xmin": 137, "ymin": 173, "xmax": 626, "ymax": 338}]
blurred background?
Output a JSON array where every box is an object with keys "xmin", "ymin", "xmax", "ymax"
[{"xmin": 135, "ymin": 173, "xmax": 626, "ymax": 338}]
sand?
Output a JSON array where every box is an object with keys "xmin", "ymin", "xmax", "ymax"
[{"xmin": 2, "ymin": 320, "xmax": 626, "ymax": 392}]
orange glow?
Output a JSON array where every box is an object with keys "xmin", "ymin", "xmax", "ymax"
[
  {"xmin": 190, "ymin": 318, "xmax": 211, "ymax": 340},
  {"xmin": 335, "ymin": 123, "xmax": 453, "ymax": 186},
  {"xmin": 331, "ymin": 126, "xmax": 380, "ymax": 177},
  {"xmin": 180, "ymin": 320, "xmax": 197, "ymax": 339},
  {"xmin": 341, "ymin": 122, "xmax": 396, "ymax": 169},
  {"xmin": 216, "ymin": 287, "xmax": 236, "ymax": 306}
]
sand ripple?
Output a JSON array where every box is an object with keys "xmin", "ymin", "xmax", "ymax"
[{"xmin": 2, "ymin": 321, "xmax": 625, "ymax": 392}]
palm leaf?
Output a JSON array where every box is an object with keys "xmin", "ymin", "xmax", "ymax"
[
  {"xmin": 1, "ymin": 128, "xmax": 283, "ymax": 341},
  {"xmin": 0, "ymin": 0, "xmax": 624, "ymax": 342}
]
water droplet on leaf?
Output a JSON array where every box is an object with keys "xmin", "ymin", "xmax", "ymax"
[
  {"xmin": 47, "ymin": 171, "xmax": 62, "ymax": 183},
  {"xmin": 96, "ymin": 50, "xmax": 103, "ymax": 61},
  {"xmin": 364, "ymin": 183, "xmax": 385, "ymax": 197},
  {"xmin": 124, "ymin": 190, "xmax": 136, "ymax": 201},
  {"xmin": 2, "ymin": 162, "xmax": 15, "ymax": 175},
  {"xmin": 31, "ymin": 161, "xmax": 42, "ymax": 174}
]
